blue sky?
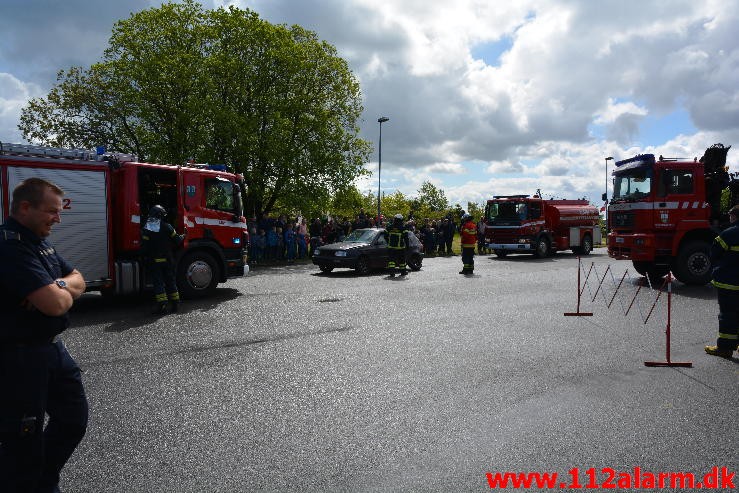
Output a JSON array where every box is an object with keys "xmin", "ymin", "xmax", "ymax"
[{"xmin": 1, "ymin": 0, "xmax": 738, "ymax": 210}]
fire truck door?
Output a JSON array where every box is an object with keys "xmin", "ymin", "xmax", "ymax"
[
  {"xmin": 3, "ymin": 165, "xmax": 111, "ymax": 284},
  {"xmin": 180, "ymin": 169, "xmax": 199, "ymax": 230},
  {"xmin": 655, "ymin": 168, "xmax": 696, "ymax": 231}
]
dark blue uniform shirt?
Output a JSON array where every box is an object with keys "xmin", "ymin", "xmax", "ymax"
[{"xmin": 0, "ymin": 217, "xmax": 74, "ymax": 343}]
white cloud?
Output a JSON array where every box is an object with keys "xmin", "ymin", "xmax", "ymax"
[
  {"xmin": 423, "ymin": 162, "xmax": 466, "ymax": 174},
  {"xmin": 0, "ymin": 73, "xmax": 44, "ymax": 143}
]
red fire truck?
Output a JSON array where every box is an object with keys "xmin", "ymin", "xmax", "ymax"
[
  {"xmin": 0, "ymin": 143, "xmax": 249, "ymax": 298},
  {"xmin": 607, "ymin": 144, "xmax": 739, "ymax": 285},
  {"xmin": 484, "ymin": 194, "xmax": 601, "ymax": 258}
]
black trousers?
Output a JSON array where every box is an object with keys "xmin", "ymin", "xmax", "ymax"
[
  {"xmin": 0, "ymin": 339, "xmax": 89, "ymax": 492},
  {"xmin": 461, "ymin": 247, "xmax": 475, "ymax": 272},
  {"xmin": 716, "ymin": 288, "xmax": 739, "ymax": 350}
]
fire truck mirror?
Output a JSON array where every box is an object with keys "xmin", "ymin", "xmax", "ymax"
[{"xmin": 601, "ymin": 192, "xmax": 607, "ymax": 201}]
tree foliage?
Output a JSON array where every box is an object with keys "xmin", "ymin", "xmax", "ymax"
[{"xmin": 19, "ymin": 0, "xmax": 371, "ymax": 216}]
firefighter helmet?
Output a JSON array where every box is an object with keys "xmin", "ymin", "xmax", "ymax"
[
  {"xmin": 462, "ymin": 213, "xmax": 471, "ymax": 221},
  {"xmin": 148, "ymin": 205, "xmax": 167, "ymax": 219},
  {"xmin": 394, "ymin": 214, "xmax": 403, "ymax": 221}
]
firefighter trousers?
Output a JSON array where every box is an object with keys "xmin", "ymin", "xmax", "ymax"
[
  {"xmin": 149, "ymin": 259, "xmax": 179, "ymax": 304},
  {"xmin": 387, "ymin": 248, "xmax": 406, "ymax": 273},
  {"xmin": 461, "ymin": 247, "xmax": 475, "ymax": 273},
  {"xmin": 716, "ymin": 288, "xmax": 739, "ymax": 351}
]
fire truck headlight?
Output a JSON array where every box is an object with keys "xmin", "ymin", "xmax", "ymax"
[{"xmin": 518, "ymin": 238, "xmax": 529, "ymax": 244}]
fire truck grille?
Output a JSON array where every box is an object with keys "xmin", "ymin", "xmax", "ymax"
[
  {"xmin": 611, "ymin": 211, "xmax": 634, "ymax": 228},
  {"xmin": 491, "ymin": 230, "xmax": 518, "ymax": 243}
]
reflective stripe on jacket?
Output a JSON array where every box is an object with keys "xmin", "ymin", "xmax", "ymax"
[
  {"xmin": 710, "ymin": 223, "xmax": 739, "ymax": 290},
  {"xmin": 385, "ymin": 227, "xmax": 407, "ymax": 249}
]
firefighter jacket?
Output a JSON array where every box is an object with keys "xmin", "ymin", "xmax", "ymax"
[
  {"xmin": 383, "ymin": 225, "xmax": 409, "ymax": 250},
  {"xmin": 460, "ymin": 220, "xmax": 477, "ymax": 248},
  {"xmin": 141, "ymin": 219, "xmax": 184, "ymax": 263},
  {"xmin": 710, "ymin": 222, "xmax": 739, "ymax": 290}
]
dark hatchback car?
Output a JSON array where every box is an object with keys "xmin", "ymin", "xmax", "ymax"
[{"xmin": 312, "ymin": 228, "xmax": 424, "ymax": 274}]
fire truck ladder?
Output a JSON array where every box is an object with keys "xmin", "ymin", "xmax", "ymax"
[{"xmin": 0, "ymin": 142, "xmax": 136, "ymax": 163}]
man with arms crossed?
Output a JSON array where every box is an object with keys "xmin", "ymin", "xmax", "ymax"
[{"xmin": 0, "ymin": 177, "xmax": 88, "ymax": 493}]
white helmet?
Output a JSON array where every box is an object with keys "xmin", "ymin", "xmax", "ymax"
[{"xmin": 394, "ymin": 214, "xmax": 403, "ymax": 221}]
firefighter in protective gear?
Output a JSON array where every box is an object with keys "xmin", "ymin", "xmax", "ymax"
[
  {"xmin": 459, "ymin": 213, "xmax": 477, "ymax": 275},
  {"xmin": 705, "ymin": 204, "xmax": 739, "ymax": 358},
  {"xmin": 141, "ymin": 205, "xmax": 185, "ymax": 314},
  {"xmin": 383, "ymin": 214, "xmax": 410, "ymax": 277}
]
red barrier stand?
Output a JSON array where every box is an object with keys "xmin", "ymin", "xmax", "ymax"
[
  {"xmin": 564, "ymin": 256, "xmax": 593, "ymax": 316},
  {"xmin": 564, "ymin": 260, "xmax": 692, "ymax": 368},
  {"xmin": 644, "ymin": 272, "xmax": 692, "ymax": 368}
]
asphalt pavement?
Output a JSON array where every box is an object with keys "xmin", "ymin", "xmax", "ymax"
[{"xmin": 61, "ymin": 248, "xmax": 738, "ymax": 492}]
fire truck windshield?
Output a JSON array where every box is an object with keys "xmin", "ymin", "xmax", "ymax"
[
  {"xmin": 612, "ymin": 167, "xmax": 652, "ymax": 201},
  {"xmin": 486, "ymin": 201, "xmax": 528, "ymax": 222}
]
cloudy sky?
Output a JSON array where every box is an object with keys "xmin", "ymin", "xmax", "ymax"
[{"xmin": 2, "ymin": 0, "xmax": 739, "ymax": 208}]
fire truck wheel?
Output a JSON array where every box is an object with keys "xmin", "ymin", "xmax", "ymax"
[
  {"xmin": 673, "ymin": 241, "xmax": 712, "ymax": 285},
  {"xmin": 494, "ymin": 249, "xmax": 508, "ymax": 258},
  {"xmin": 576, "ymin": 234, "xmax": 593, "ymax": 255},
  {"xmin": 319, "ymin": 265, "xmax": 334, "ymax": 273},
  {"xmin": 533, "ymin": 237, "xmax": 550, "ymax": 258},
  {"xmin": 177, "ymin": 251, "xmax": 219, "ymax": 298},
  {"xmin": 632, "ymin": 261, "xmax": 669, "ymax": 284}
]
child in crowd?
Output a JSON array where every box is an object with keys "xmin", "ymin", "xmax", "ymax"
[
  {"xmin": 284, "ymin": 222, "xmax": 296, "ymax": 263},
  {"xmin": 266, "ymin": 226, "xmax": 278, "ymax": 261},
  {"xmin": 254, "ymin": 228, "xmax": 266, "ymax": 263}
]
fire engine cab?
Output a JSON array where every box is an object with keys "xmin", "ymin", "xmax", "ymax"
[
  {"xmin": 484, "ymin": 194, "xmax": 601, "ymax": 258},
  {"xmin": 0, "ymin": 143, "xmax": 249, "ymax": 298},
  {"xmin": 607, "ymin": 144, "xmax": 739, "ymax": 285}
]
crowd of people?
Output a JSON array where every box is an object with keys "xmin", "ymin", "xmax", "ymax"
[{"xmin": 247, "ymin": 208, "xmax": 492, "ymax": 265}]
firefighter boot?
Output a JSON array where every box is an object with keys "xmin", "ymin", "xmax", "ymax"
[
  {"xmin": 704, "ymin": 345, "xmax": 734, "ymax": 358},
  {"xmin": 152, "ymin": 302, "xmax": 169, "ymax": 315},
  {"xmin": 170, "ymin": 300, "xmax": 180, "ymax": 313},
  {"xmin": 400, "ymin": 270, "xmax": 408, "ymax": 276}
]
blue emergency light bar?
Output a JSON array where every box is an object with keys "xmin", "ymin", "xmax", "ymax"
[{"xmin": 615, "ymin": 154, "xmax": 655, "ymax": 167}]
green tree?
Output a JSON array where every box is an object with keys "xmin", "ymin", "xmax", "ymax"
[
  {"xmin": 466, "ymin": 201, "xmax": 485, "ymax": 221},
  {"xmin": 416, "ymin": 181, "xmax": 449, "ymax": 213},
  {"xmin": 19, "ymin": 0, "xmax": 371, "ymax": 216},
  {"xmin": 381, "ymin": 190, "xmax": 411, "ymax": 220},
  {"xmin": 329, "ymin": 186, "xmax": 374, "ymax": 221}
]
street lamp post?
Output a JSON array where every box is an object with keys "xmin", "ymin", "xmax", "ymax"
[
  {"xmin": 377, "ymin": 116, "xmax": 389, "ymax": 223},
  {"xmin": 605, "ymin": 156, "xmax": 614, "ymax": 235}
]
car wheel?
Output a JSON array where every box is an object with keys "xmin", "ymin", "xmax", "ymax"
[
  {"xmin": 319, "ymin": 265, "xmax": 334, "ymax": 273},
  {"xmin": 533, "ymin": 237, "xmax": 550, "ymax": 258},
  {"xmin": 355, "ymin": 256, "xmax": 371, "ymax": 275},
  {"xmin": 177, "ymin": 250, "xmax": 219, "ymax": 299},
  {"xmin": 494, "ymin": 249, "xmax": 508, "ymax": 258},
  {"xmin": 408, "ymin": 253, "xmax": 423, "ymax": 271}
]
